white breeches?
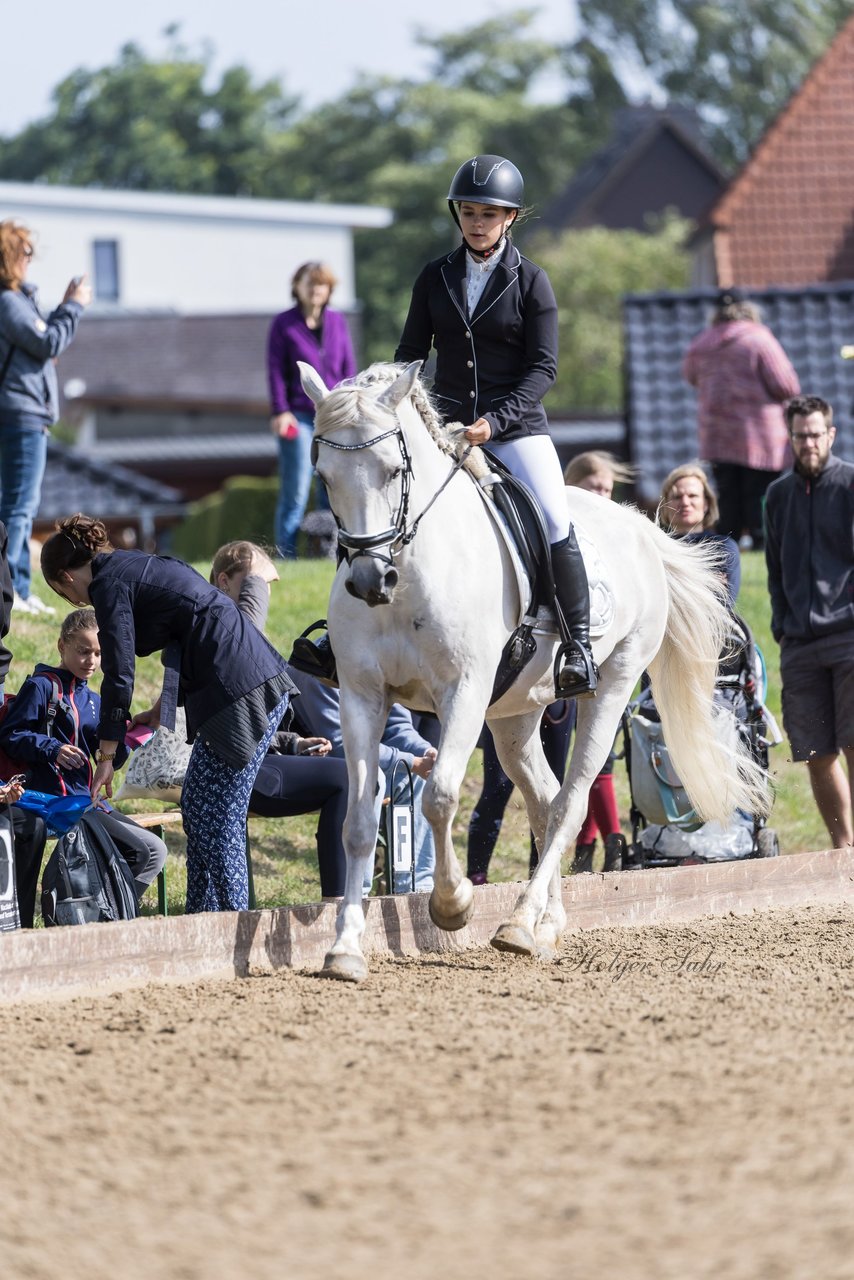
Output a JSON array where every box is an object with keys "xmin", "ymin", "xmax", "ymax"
[{"xmin": 486, "ymin": 434, "xmax": 571, "ymax": 543}]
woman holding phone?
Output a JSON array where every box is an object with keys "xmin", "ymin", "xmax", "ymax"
[{"xmin": 0, "ymin": 221, "xmax": 90, "ymax": 614}]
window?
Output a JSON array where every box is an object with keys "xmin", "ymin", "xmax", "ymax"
[{"xmin": 93, "ymin": 239, "xmax": 120, "ymax": 302}]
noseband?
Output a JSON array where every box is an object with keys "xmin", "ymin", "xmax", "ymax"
[{"xmin": 313, "ymin": 417, "xmax": 471, "ymax": 567}]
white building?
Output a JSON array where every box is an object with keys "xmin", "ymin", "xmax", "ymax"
[
  {"xmin": 0, "ymin": 180, "xmax": 392, "ymax": 314},
  {"xmin": 0, "ymin": 181, "xmax": 392, "ymax": 503}
]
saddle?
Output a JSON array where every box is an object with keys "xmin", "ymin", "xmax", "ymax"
[{"xmin": 476, "ymin": 455, "xmax": 562, "ymax": 705}]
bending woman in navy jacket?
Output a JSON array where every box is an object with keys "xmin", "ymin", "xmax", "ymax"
[
  {"xmin": 395, "ymin": 154, "xmax": 596, "ymax": 697},
  {"xmin": 0, "ymin": 607, "xmax": 166, "ymax": 903},
  {"xmin": 40, "ymin": 515, "xmax": 295, "ymax": 913}
]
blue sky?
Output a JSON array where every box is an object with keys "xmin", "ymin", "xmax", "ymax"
[{"xmin": 4, "ymin": 0, "xmax": 578, "ymax": 135}]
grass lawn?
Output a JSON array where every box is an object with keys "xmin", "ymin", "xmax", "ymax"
[{"xmin": 8, "ymin": 549, "xmax": 827, "ymax": 919}]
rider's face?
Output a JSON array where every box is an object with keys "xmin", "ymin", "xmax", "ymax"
[
  {"xmin": 458, "ymin": 202, "xmax": 516, "ymax": 252},
  {"xmin": 667, "ymin": 477, "xmax": 708, "ymax": 534}
]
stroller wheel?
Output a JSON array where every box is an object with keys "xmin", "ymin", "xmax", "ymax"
[{"xmin": 756, "ymin": 827, "xmax": 780, "ymax": 858}]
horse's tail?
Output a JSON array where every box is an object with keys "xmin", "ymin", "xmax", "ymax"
[{"xmin": 646, "ymin": 529, "xmax": 771, "ymax": 826}]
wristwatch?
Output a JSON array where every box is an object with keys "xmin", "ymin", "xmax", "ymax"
[{"xmin": 95, "ymin": 749, "xmax": 116, "ymax": 764}]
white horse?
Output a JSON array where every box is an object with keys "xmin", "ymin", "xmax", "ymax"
[{"xmin": 298, "ymin": 360, "xmax": 768, "ymax": 981}]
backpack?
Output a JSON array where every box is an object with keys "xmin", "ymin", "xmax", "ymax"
[
  {"xmin": 41, "ymin": 810, "xmax": 139, "ymax": 927},
  {"xmin": 0, "ymin": 674, "xmax": 64, "ymax": 784}
]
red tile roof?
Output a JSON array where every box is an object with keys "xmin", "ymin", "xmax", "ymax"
[{"xmin": 705, "ymin": 14, "xmax": 854, "ymax": 287}]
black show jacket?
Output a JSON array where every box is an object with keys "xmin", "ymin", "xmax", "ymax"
[
  {"xmin": 88, "ymin": 550, "xmax": 291, "ymax": 744},
  {"xmin": 395, "ymin": 242, "xmax": 558, "ymax": 442}
]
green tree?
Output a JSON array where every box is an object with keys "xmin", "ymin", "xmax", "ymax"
[
  {"xmin": 0, "ymin": 34, "xmax": 297, "ymax": 194},
  {"xmin": 529, "ymin": 214, "xmax": 692, "ymax": 411},
  {"xmin": 571, "ymin": 0, "xmax": 851, "ymax": 167}
]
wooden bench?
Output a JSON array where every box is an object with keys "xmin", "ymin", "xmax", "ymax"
[
  {"xmin": 127, "ymin": 811, "xmax": 183, "ymax": 916},
  {"xmin": 127, "ymin": 810, "xmax": 258, "ymax": 914}
]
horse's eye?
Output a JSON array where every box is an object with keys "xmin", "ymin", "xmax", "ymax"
[{"xmin": 389, "ymin": 467, "xmax": 402, "ymax": 481}]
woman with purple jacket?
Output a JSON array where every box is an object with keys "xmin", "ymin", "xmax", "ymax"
[{"xmin": 266, "ymin": 261, "xmax": 356, "ymax": 558}]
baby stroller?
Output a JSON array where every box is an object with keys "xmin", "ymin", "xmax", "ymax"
[{"xmin": 619, "ymin": 613, "xmax": 781, "ymax": 868}]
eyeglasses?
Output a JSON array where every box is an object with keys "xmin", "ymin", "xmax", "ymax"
[
  {"xmin": 19, "ymin": 245, "xmax": 33, "ymax": 260},
  {"xmin": 791, "ymin": 431, "xmax": 828, "ymax": 443}
]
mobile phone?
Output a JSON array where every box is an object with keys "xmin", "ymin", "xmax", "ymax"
[{"xmin": 303, "ymin": 742, "xmax": 325, "ymax": 754}]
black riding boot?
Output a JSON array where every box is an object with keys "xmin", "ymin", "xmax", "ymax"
[{"xmin": 551, "ymin": 532, "xmax": 598, "ymax": 698}]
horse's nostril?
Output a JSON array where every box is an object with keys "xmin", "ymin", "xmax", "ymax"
[
  {"xmin": 384, "ymin": 567, "xmax": 399, "ymax": 591},
  {"xmin": 345, "ymin": 579, "xmax": 360, "ymax": 599}
]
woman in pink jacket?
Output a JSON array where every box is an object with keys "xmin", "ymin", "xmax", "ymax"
[{"xmin": 683, "ymin": 291, "xmax": 800, "ymax": 549}]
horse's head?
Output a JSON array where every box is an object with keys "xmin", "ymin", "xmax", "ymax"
[{"xmin": 299, "ymin": 360, "xmax": 424, "ymax": 607}]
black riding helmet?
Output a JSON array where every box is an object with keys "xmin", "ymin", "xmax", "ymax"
[{"xmin": 447, "ymin": 155, "xmax": 524, "ymax": 227}]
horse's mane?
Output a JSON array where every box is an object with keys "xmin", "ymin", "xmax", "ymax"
[{"xmin": 315, "ymin": 363, "xmax": 493, "ymax": 480}]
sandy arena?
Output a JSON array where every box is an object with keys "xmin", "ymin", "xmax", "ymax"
[{"xmin": 1, "ymin": 902, "xmax": 852, "ymax": 1279}]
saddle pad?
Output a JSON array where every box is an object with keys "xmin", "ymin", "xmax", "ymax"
[
  {"xmin": 473, "ymin": 483, "xmax": 613, "ymax": 635},
  {"xmin": 574, "ymin": 527, "xmax": 615, "ymax": 638}
]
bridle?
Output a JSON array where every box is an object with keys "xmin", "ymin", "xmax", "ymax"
[{"xmin": 312, "ymin": 415, "xmax": 472, "ymax": 567}]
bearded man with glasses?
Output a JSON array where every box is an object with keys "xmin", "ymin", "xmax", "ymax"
[{"xmin": 764, "ymin": 394, "xmax": 854, "ymax": 849}]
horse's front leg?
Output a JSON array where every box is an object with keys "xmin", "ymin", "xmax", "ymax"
[
  {"xmin": 320, "ymin": 687, "xmax": 387, "ymax": 983},
  {"xmin": 423, "ymin": 685, "xmax": 489, "ymax": 932}
]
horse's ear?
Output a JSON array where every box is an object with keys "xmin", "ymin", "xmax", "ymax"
[
  {"xmin": 298, "ymin": 362, "xmax": 330, "ymax": 406},
  {"xmin": 377, "ymin": 361, "xmax": 422, "ymax": 412}
]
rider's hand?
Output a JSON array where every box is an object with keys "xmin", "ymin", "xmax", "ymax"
[
  {"xmin": 412, "ymin": 747, "xmax": 437, "ymax": 779},
  {"xmin": 464, "ymin": 418, "xmax": 492, "ymax": 445}
]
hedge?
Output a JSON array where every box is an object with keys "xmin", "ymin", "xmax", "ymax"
[{"xmin": 171, "ymin": 476, "xmax": 279, "ymax": 562}]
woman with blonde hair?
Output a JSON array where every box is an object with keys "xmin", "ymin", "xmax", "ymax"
[
  {"xmin": 0, "ymin": 221, "xmax": 90, "ymax": 614},
  {"xmin": 563, "ymin": 450, "xmax": 634, "ymax": 497},
  {"xmin": 659, "ymin": 462, "xmax": 741, "ymax": 604}
]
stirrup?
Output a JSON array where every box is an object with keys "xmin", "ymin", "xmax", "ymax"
[{"xmin": 554, "ymin": 641, "xmax": 598, "ymax": 699}]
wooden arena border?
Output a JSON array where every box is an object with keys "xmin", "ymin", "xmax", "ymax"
[{"xmin": 1, "ymin": 847, "xmax": 853, "ymax": 1004}]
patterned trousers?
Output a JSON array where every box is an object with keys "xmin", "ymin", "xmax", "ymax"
[{"xmin": 182, "ymin": 696, "xmax": 289, "ymax": 913}]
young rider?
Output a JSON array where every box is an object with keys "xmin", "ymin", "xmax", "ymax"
[{"xmin": 395, "ymin": 154, "xmax": 597, "ymax": 697}]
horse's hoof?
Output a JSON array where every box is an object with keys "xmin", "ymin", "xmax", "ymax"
[
  {"xmin": 533, "ymin": 934, "xmax": 560, "ymax": 962},
  {"xmin": 490, "ymin": 921, "xmax": 537, "ymax": 956},
  {"xmin": 428, "ymin": 879, "xmax": 474, "ymax": 932},
  {"xmin": 318, "ymin": 950, "xmax": 368, "ymax": 983}
]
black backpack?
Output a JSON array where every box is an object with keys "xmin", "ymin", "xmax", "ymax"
[{"xmin": 41, "ymin": 810, "xmax": 139, "ymax": 927}]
